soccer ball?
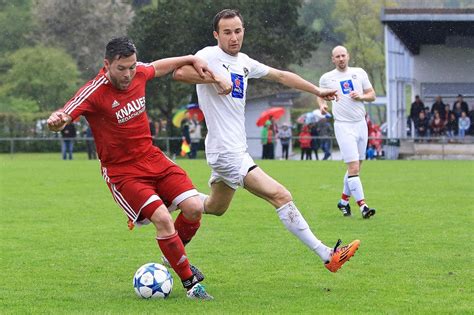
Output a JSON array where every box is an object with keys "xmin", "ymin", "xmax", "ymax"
[{"xmin": 133, "ymin": 263, "xmax": 173, "ymax": 299}]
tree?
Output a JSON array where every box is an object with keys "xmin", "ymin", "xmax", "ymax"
[
  {"xmin": 0, "ymin": 0, "xmax": 35, "ymax": 56},
  {"xmin": 33, "ymin": 0, "xmax": 134, "ymax": 79},
  {"xmin": 333, "ymin": 0, "xmax": 389, "ymax": 95},
  {"xmin": 129, "ymin": 0, "xmax": 320, "ymax": 134},
  {"xmin": 0, "ymin": 46, "xmax": 81, "ymax": 112}
]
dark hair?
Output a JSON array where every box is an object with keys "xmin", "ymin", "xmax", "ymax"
[
  {"xmin": 105, "ymin": 37, "xmax": 137, "ymax": 62},
  {"xmin": 213, "ymin": 9, "xmax": 244, "ymax": 32}
]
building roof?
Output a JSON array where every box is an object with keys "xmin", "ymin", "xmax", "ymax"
[{"xmin": 381, "ymin": 8, "xmax": 474, "ymax": 54}]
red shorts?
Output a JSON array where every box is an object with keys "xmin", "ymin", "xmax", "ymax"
[{"xmin": 101, "ymin": 147, "xmax": 197, "ymax": 225}]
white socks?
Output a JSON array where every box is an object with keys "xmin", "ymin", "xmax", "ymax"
[
  {"xmin": 276, "ymin": 201, "xmax": 331, "ymax": 262},
  {"xmin": 343, "ymin": 171, "xmax": 351, "ymax": 198},
  {"xmin": 347, "ymin": 175, "xmax": 365, "ymax": 203}
]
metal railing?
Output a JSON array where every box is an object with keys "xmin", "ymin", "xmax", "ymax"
[{"xmin": 0, "ymin": 135, "xmax": 472, "ymax": 159}]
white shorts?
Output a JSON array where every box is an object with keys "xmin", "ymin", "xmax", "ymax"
[
  {"xmin": 334, "ymin": 120, "xmax": 368, "ymax": 163},
  {"xmin": 206, "ymin": 151, "xmax": 256, "ymax": 190}
]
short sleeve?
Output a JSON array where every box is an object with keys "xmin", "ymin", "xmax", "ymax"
[
  {"xmin": 319, "ymin": 74, "xmax": 329, "ymax": 89},
  {"xmin": 248, "ymin": 57, "xmax": 269, "ymax": 79},
  {"xmin": 138, "ymin": 62, "xmax": 156, "ymax": 81},
  {"xmin": 62, "ymin": 78, "xmax": 103, "ymax": 120},
  {"xmin": 195, "ymin": 47, "xmax": 211, "ymax": 63},
  {"xmin": 360, "ymin": 69, "xmax": 373, "ymax": 90}
]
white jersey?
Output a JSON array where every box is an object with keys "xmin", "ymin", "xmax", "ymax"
[
  {"xmin": 319, "ymin": 67, "xmax": 373, "ymax": 122},
  {"xmin": 195, "ymin": 46, "xmax": 269, "ymax": 153}
]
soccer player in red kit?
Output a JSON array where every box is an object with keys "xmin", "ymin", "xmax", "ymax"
[{"xmin": 47, "ymin": 37, "xmax": 225, "ymax": 300}]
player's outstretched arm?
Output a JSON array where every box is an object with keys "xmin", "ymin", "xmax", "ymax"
[
  {"xmin": 263, "ymin": 68, "xmax": 338, "ymax": 101},
  {"xmin": 152, "ymin": 55, "xmax": 211, "ymax": 79},
  {"xmin": 173, "ymin": 65, "xmax": 232, "ymax": 95},
  {"xmin": 47, "ymin": 111, "xmax": 72, "ymax": 132}
]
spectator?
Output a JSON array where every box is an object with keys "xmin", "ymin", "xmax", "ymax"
[
  {"xmin": 299, "ymin": 125, "xmax": 312, "ymax": 160},
  {"xmin": 188, "ymin": 113, "xmax": 202, "ymax": 159},
  {"xmin": 430, "ymin": 110, "xmax": 445, "ymax": 137},
  {"xmin": 366, "ymin": 145, "xmax": 376, "ymax": 160},
  {"xmin": 469, "ymin": 108, "xmax": 474, "ymax": 135},
  {"xmin": 181, "ymin": 113, "xmax": 191, "ymax": 158},
  {"xmin": 315, "ymin": 117, "xmax": 333, "ymax": 160},
  {"xmin": 458, "ymin": 111, "xmax": 470, "ymax": 139},
  {"xmin": 452, "ymin": 94, "xmax": 469, "ymax": 119},
  {"xmin": 269, "ymin": 116, "xmax": 279, "ymax": 157},
  {"xmin": 149, "ymin": 117, "xmax": 157, "ymax": 137},
  {"xmin": 261, "ymin": 120, "xmax": 274, "ymax": 159},
  {"xmin": 445, "ymin": 112, "xmax": 458, "ymax": 141},
  {"xmin": 60, "ymin": 122, "xmax": 76, "ymax": 160},
  {"xmin": 310, "ymin": 123, "xmax": 319, "ymax": 160},
  {"xmin": 415, "ymin": 111, "xmax": 429, "ymax": 140},
  {"xmin": 423, "ymin": 107, "xmax": 432, "ymax": 133},
  {"xmin": 444, "ymin": 104, "xmax": 452, "ymax": 122},
  {"xmin": 410, "ymin": 95, "xmax": 425, "ymax": 124},
  {"xmin": 277, "ymin": 123, "xmax": 292, "ymax": 160},
  {"xmin": 83, "ymin": 124, "xmax": 97, "ymax": 160},
  {"xmin": 431, "ymin": 96, "xmax": 446, "ymax": 120}
]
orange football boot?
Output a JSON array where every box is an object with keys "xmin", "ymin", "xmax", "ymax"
[{"xmin": 325, "ymin": 239, "xmax": 360, "ymax": 272}]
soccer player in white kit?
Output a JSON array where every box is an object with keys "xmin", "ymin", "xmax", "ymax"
[
  {"xmin": 174, "ymin": 9, "xmax": 360, "ymax": 273},
  {"xmin": 318, "ymin": 46, "xmax": 376, "ymax": 219}
]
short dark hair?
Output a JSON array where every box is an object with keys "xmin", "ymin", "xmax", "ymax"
[
  {"xmin": 105, "ymin": 37, "xmax": 137, "ymax": 62},
  {"xmin": 213, "ymin": 9, "xmax": 244, "ymax": 32}
]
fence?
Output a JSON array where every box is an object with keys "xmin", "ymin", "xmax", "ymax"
[{"xmin": 0, "ymin": 136, "xmax": 473, "ymax": 160}]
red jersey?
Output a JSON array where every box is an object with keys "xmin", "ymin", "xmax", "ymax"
[{"xmin": 62, "ymin": 63, "xmax": 156, "ymax": 165}]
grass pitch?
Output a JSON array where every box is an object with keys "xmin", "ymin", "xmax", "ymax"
[{"xmin": 0, "ymin": 154, "xmax": 473, "ymax": 314}]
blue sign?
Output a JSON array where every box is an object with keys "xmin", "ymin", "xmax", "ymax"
[
  {"xmin": 339, "ymin": 79, "xmax": 354, "ymax": 94},
  {"xmin": 231, "ymin": 73, "xmax": 244, "ymax": 99}
]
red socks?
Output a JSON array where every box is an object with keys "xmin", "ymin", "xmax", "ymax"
[
  {"xmin": 157, "ymin": 232, "xmax": 193, "ymax": 281},
  {"xmin": 174, "ymin": 212, "xmax": 201, "ymax": 246},
  {"xmin": 341, "ymin": 193, "xmax": 350, "ymax": 201}
]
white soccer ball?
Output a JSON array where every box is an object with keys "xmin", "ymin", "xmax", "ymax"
[{"xmin": 133, "ymin": 263, "xmax": 173, "ymax": 299}]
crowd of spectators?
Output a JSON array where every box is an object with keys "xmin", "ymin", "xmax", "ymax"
[{"xmin": 409, "ymin": 94, "xmax": 473, "ymax": 141}]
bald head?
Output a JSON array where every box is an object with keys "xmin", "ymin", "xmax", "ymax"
[{"xmin": 331, "ymin": 46, "xmax": 350, "ymax": 71}]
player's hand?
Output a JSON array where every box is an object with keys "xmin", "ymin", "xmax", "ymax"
[
  {"xmin": 319, "ymin": 102, "xmax": 329, "ymax": 115},
  {"xmin": 47, "ymin": 111, "xmax": 71, "ymax": 132},
  {"xmin": 213, "ymin": 74, "xmax": 232, "ymax": 95},
  {"xmin": 192, "ymin": 57, "xmax": 212, "ymax": 79},
  {"xmin": 349, "ymin": 91, "xmax": 362, "ymax": 101},
  {"xmin": 317, "ymin": 88, "xmax": 339, "ymax": 101}
]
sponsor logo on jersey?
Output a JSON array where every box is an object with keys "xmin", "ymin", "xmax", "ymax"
[
  {"xmin": 115, "ymin": 96, "xmax": 146, "ymax": 124},
  {"xmin": 243, "ymin": 67, "xmax": 249, "ymax": 78},
  {"xmin": 222, "ymin": 64, "xmax": 230, "ymax": 72},
  {"xmin": 231, "ymin": 72, "xmax": 244, "ymax": 99},
  {"xmin": 339, "ymin": 79, "xmax": 354, "ymax": 94},
  {"xmin": 112, "ymin": 100, "xmax": 120, "ymax": 108}
]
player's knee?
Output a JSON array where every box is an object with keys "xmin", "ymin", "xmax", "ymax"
[
  {"xmin": 348, "ymin": 162, "xmax": 360, "ymax": 175},
  {"xmin": 179, "ymin": 197, "xmax": 203, "ymax": 221},
  {"xmin": 273, "ymin": 185, "xmax": 292, "ymax": 206}
]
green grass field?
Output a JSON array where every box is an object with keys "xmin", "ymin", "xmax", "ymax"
[{"xmin": 1, "ymin": 154, "xmax": 473, "ymax": 314}]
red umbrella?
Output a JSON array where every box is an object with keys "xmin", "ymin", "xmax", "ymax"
[
  {"xmin": 186, "ymin": 103, "xmax": 205, "ymax": 122},
  {"xmin": 256, "ymin": 107, "xmax": 285, "ymax": 127}
]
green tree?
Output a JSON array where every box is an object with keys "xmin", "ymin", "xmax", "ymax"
[
  {"xmin": 0, "ymin": 0, "xmax": 35, "ymax": 56},
  {"xmin": 33, "ymin": 0, "xmax": 134, "ymax": 79},
  {"xmin": 333, "ymin": 0, "xmax": 389, "ymax": 96},
  {"xmin": 129, "ymin": 0, "xmax": 320, "ymax": 134},
  {"xmin": 0, "ymin": 46, "xmax": 80, "ymax": 112}
]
